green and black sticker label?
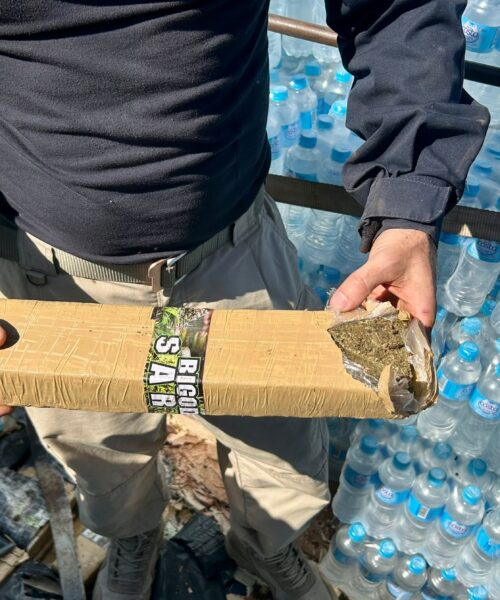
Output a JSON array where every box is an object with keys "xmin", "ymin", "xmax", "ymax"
[{"xmin": 144, "ymin": 307, "xmax": 212, "ymax": 415}]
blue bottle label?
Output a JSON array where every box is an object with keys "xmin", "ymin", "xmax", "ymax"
[
  {"xmin": 375, "ymin": 485, "xmax": 410, "ymax": 505},
  {"xmin": 359, "ymin": 557, "xmax": 385, "ymax": 583},
  {"xmin": 284, "ymin": 169, "xmax": 317, "ymax": 182},
  {"xmin": 437, "ymin": 367, "xmax": 474, "ymax": 401},
  {"xmin": 467, "ymin": 239, "xmax": 500, "ymax": 263},
  {"xmin": 300, "ymin": 109, "xmax": 316, "ymax": 130},
  {"xmin": 343, "ymin": 465, "xmax": 372, "ymax": 489},
  {"xmin": 281, "ymin": 122, "xmax": 300, "ymax": 145},
  {"xmin": 440, "ymin": 510, "xmax": 473, "ymax": 539},
  {"xmin": 462, "ymin": 17, "xmax": 499, "ymax": 53},
  {"xmin": 332, "ymin": 548, "xmax": 354, "ymax": 565},
  {"xmin": 407, "ymin": 495, "xmax": 444, "ymax": 522},
  {"xmin": 476, "ymin": 526, "xmax": 500, "ymax": 558},
  {"xmin": 469, "ymin": 388, "xmax": 500, "ymax": 421},
  {"xmin": 269, "ymin": 135, "xmax": 281, "ymax": 161}
]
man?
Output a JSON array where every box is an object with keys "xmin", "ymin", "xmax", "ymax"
[{"xmin": 0, "ymin": 1, "xmax": 489, "ymax": 599}]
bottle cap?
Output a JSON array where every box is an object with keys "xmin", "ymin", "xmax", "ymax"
[
  {"xmin": 400, "ymin": 425, "xmax": 418, "ymax": 443},
  {"xmin": 462, "ymin": 485, "xmax": 482, "ymax": 505},
  {"xmin": 467, "ymin": 239, "xmax": 500, "ymax": 264},
  {"xmin": 468, "ymin": 586, "xmax": 488, "ymax": 600},
  {"xmin": 408, "ymin": 555, "xmax": 426, "ymax": 575},
  {"xmin": 457, "ymin": 341, "xmax": 480, "ymax": 362},
  {"xmin": 496, "ymin": 362, "xmax": 500, "ymax": 378},
  {"xmin": 331, "ymin": 100, "xmax": 347, "ymax": 118},
  {"xmin": 305, "ymin": 61, "xmax": 321, "ymax": 77},
  {"xmin": 379, "ymin": 539, "xmax": 396, "ymax": 559},
  {"xmin": 335, "ymin": 68, "xmax": 353, "ymax": 83},
  {"xmin": 368, "ymin": 419, "xmax": 384, "ymax": 429},
  {"xmin": 348, "ymin": 523, "xmax": 366, "ymax": 543},
  {"xmin": 464, "ymin": 177, "xmax": 480, "ymax": 197},
  {"xmin": 435, "ymin": 306, "xmax": 447, "ymax": 322},
  {"xmin": 270, "ymin": 86, "xmax": 288, "ymax": 102},
  {"xmin": 441, "ymin": 568, "xmax": 457, "ymax": 581},
  {"xmin": 467, "ymin": 458, "xmax": 487, "ymax": 478},
  {"xmin": 440, "ymin": 232, "xmax": 462, "ymax": 246},
  {"xmin": 298, "ymin": 132, "xmax": 317, "ymax": 149},
  {"xmin": 433, "ymin": 442, "xmax": 452, "ymax": 460},
  {"xmin": 480, "ymin": 299, "xmax": 496, "ymax": 317},
  {"xmin": 317, "ymin": 115, "xmax": 334, "ymax": 131},
  {"xmin": 290, "ymin": 75, "xmax": 308, "ymax": 90},
  {"xmin": 428, "ymin": 467, "xmax": 447, "ymax": 487},
  {"xmin": 393, "ymin": 451, "xmax": 411, "ymax": 471},
  {"xmin": 460, "ymin": 317, "xmax": 482, "ymax": 336},
  {"xmin": 330, "ymin": 146, "xmax": 351, "ymax": 163},
  {"xmin": 360, "ymin": 435, "xmax": 378, "ymax": 456}
]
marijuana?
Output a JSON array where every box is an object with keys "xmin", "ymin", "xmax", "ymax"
[{"xmin": 329, "ymin": 316, "xmax": 414, "ymax": 388}]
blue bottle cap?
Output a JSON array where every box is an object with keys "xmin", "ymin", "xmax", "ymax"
[
  {"xmin": 335, "ymin": 68, "xmax": 353, "ymax": 83},
  {"xmin": 330, "ymin": 146, "xmax": 351, "ymax": 163},
  {"xmin": 435, "ymin": 306, "xmax": 448, "ymax": 322},
  {"xmin": 440, "ymin": 232, "xmax": 462, "ymax": 246},
  {"xmin": 270, "ymin": 86, "xmax": 288, "ymax": 102},
  {"xmin": 348, "ymin": 523, "xmax": 366, "ymax": 543},
  {"xmin": 298, "ymin": 132, "xmax": 317, "ymax": 149},
  {"xmin": 360, "ymin": 435, "xmax": 378, "ymax": 456},
  {"xmin": 379, "ymin": 539, "xmax": 396, "ymax": 559},
  {"xmin": 331, "ymin": 100, "xmax": 347, "ymax": 118},
  {"xmin": 464, "ymin": 177, "xmax": 480, "ymax": 197},
  {"xmin": 290, "ymin": 75, "xmax": 308, "ymax": 90},
  {"xmin": 305, "ymin": 61, "xmax": 321, "ymax": 77},
  {"xmin": 481, "ymin": 299, "xmax": 496, "ymax": 317},
  {"xmin": 460, "ymin": 317, "xmax": 482, "ymax": 336},
  {"xmin": 441, "ymin": 568, "xmax": 457, "ymax": 581},
  {"xmin": 433, "ymin": 442, "xmax": 452, "ymax": 460},
  {"xmin": 458, "ymin": 341, "xmax": 480, "ymax": 362},
  {"xmin": 408, "ymin": 555, "xmax": 427, "ymax": 575},
  {"xmin": 368, "ymin": 419, "xmax": 384, "ymax": 429},
  {"xmin": 468, "ymin": 586, "xmax": 488, "ymax": 600},
  {"xmin": 393, "ymin": 451, "xmax": 411, "ymax": 471},
  {"xmin": 462, "ymin": 485, "xmax": 482, "ymax": 505},
  {"xmin": 400, "ymin": 425, "xmax": 418, "ymax": 443},
  {"xmin": 496, "ymin": 363, "xmax": 500, "ymax": 378},
  {"xmin": 317, "ymin": 115, "xmax": 334, "ymax": 131},
  {"xmin": 468, "ymin": 459, "xmax": 487, "ymax": 478},
  {"xmin": 428, "ymin": 467, "xmax": 447, "ymax": 487}
]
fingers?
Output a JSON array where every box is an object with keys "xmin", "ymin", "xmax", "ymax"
[
  {"xmin": 329, "ymin": 263, "xmax": 386, "ymax": 312},
  {"xmin": 0, "ymin": 326, "xmax": 6, "ymax": 348},
  {"xmin": 0, "ymin": 406, "xmax": 13, "ymax": 417}
]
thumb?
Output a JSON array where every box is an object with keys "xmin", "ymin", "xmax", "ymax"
[{"xmin": 329, "ymin": 263, "xmax": 385, "ymax": 312}]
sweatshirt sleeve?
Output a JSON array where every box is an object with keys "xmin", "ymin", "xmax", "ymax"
[{"xmin": 324, "ymin": 0, "xmax": 490, "ymax": 251}]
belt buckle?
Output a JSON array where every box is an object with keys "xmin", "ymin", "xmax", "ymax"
[{"xmin": 147, "ymin": 252, "xmax": 188, "ymax": 293}]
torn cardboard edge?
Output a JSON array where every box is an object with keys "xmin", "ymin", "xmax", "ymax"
[{"xmin": 0, "ymin": 299, "xmax": 437, "ymax": 419}]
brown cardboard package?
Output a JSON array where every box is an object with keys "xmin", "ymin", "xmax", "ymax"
[{"xmin": 0, "ymin": 299, "xmax": 436, "ymax": 419}]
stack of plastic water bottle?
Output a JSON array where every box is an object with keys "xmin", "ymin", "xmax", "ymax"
[{"xmin": 319, "ymin": 240, "xmax": 500, "ymax": 598}]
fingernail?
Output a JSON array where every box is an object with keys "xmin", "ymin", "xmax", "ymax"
[{"xmin": 329, "ymin": 290, "xmax": 349, "ymax": 310}]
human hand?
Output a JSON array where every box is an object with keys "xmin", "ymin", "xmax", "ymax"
[
  {"xmin": 329, "ymin": 228, "xmax": 436, "ymax": 329},
  {"xmin": 0, "ymin": 326, "xmax": 12, "ymax": 417}
]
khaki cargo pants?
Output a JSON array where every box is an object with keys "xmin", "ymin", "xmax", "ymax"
[{"xmin": 0, "ymin": 188, "xmax": 330, "ymax": 556}]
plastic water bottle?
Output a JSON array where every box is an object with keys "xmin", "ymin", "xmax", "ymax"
[
  {"xmin": 314, "ymin": 115, "xmax": 335, "ymax": 158},
  {"xmin": 471, "ymin": 161, "xmax": 499, "ymax": 209},
  {"xmin": 415, "ymin": 442, "xmax": 455, "ymax": 476},
  {"xmin": 351, "ymin": 419, "xmax": 390, "ymax": 452},
  {"xmin": 485, "ymin": 429, "xmax": 500, "ymax": 475},
  {"xmin": 417, "ymin": 342, "xmax": 482, "ymax": 442},
  {"xmin": 328, "ymin": 100, "xmax": 350, "ymax": 143},
  {"xmin": 267, "ymin": 105, "xmax": 283, "ymax": 175},
  {"xmin": 364, "ymin": 452, "xmax": 416, "ymax": 539},
  {"xmin": 483, "ymin": 339, "xmax": 500, "ymax": 375},
  {"xmin": 317, "ymin": 145, "xmax": 351, "ymax": 186},
  {"xmin": 394, "ymin": 468, "xmax": 450, "ymax": 556},
  {"xmin": 460, "ymin": 586, "xmax": 490, "ymax": 600},
  {"xmin": 328, "ymin": 215, "xmax": 368, "ymax": 280},
  {"xmin": 283, "ymin": 0, "xmax": 314, "ymax": 57},
  {"xmin": 457, "ymin": 506, "xmax": 500, "ymax": 587},
  {"xmin": 320, "ymin": 523, "xmax": 367, "ymax": 588},
  {"xmin": 284, "ymin": 132, "xmax": 320, "ymax": 181},
  {"xmin": 444, "ymin": 317, "xmax": 486, "ymax": 354},
  {"xmin": 304, "ymin": 61, "xmax": 325, "ymax": 113},
  {"xmin": 283, "ymin": 205, "xmax": 310, "ymax": 249},
  {"xmin": 331, "ymin": 435, "xmax": 384, "ymax": 524},
  {"xmin": 431, "ymin": 307, "xmax": 458, "ymax": 363},
  {"xmin": 421, "ymin": 568, "xmax": 463, "ymax": 600},
  {"xmin": 288, "ymin": 75, "xmax": 318, "ymax": 131},
  {"xmin": 268, "ymin": 29, "xmax": 282, "ymax": 70},
  {"xmin": 443, "ymin": 240, "xmax": 500, "ymax": 317},
  {"xmin": 479, "ymin": 299, "xmax": 497, "ymax": 341},
  {"xmin": 424, "ymin": 485, "xmax": 485, "ymax": 569},
  {"xmin": 490, "ymin": 561, "xmax": 500, "ymax": 599},
  {"xmin": 462, "ymin": 0, "xmax": 500, "ymax": 54},
  {"xmin": 323, "ymin": 68, "xmax": 353, "ymax": 115},
  {"xmin": 437, "ymin": 233, "xmax": 465, "ymax": 290},
  {"xmin": 327, "ymin": 418, "xmax": 356, "ymax": 482},
  {"xmin": 452, "ymin": 363, "xmax": 500, "ymax": 457},
  {"xmin": 312, "ymin": 0, "xmax": 342, "ymax": 64},
  {"xmin": 491, "ymin": 301, "xmax": 500, "ymax": 335},
  {"xmin": 385, "ymin": 425, "xmax": 420, "ymax": 461},
  {"xmin": 351, "ymin": 539, "xmax": 398, "ymax": 597},
  {"xmin": 270, "ymin": 86, "xmax": 300, "ymax": 150},
  {"xmin": 377, "ymin": 555, "xmax": 428, "ymax": 600},
  {"xmin": 460, "ymin": 178, "xmax": 483, "ymax": 209},
  {"xmin": 453, "ymin": 458, "xmax": 493, "ymax": 493}
]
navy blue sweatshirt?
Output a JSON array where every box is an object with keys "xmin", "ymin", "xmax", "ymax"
[{"xmin": 0, "ymin": 1, "xmax": 489, "ymax": 263}]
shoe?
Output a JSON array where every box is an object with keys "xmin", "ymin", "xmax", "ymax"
[
  {"xmin": 92, "ymin": 524, "xmax": 163, "ymax": 600},
  {"xmin": 226, "ymin": 531, "xmax": 337, "ymax": 600}
]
